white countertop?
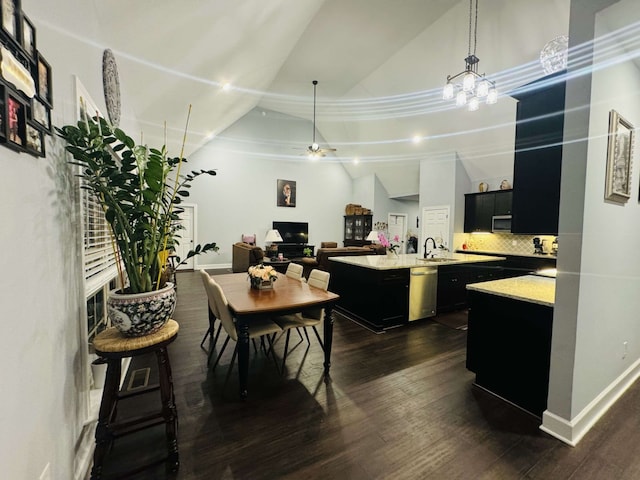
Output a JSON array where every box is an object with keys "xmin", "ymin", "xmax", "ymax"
[
  {"xmin": 328, "ymin": 252, "xmax": 505, "ymax": 270},
  {"xmin": 466, "ymin": 274, "xmax": 555, "ymax": 307}
]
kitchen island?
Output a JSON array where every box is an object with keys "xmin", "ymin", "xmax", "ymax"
[
  {"xmin": 466, "ymin": 274, "xmax": 555, "ymax": 418},
  {"xmin": 329, "ymin": 253, "xmax": 504, "ymax": 331}
]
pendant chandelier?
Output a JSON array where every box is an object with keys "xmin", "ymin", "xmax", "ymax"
[{"xmin": 443, "ymin": 0, "xmax": 497, "ymax": 111}]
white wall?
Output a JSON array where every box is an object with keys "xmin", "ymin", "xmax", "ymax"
[
  {"xmin": 0, "ymin": 1, "xmax": 128, "ymax": 478},
  {"xmin": 185, "ymin": 108, "xmax": 354, "ymax": 265},
  {"xmin": 544, "ymin": 0, "xmax": 640, "ymax": 445},
  {"xmin": 419, "ymin": 151, "xmax": 472, "ymax": 247}
]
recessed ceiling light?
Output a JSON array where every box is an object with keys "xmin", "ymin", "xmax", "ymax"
[
  {"xmin": 222, "ymin": 83, "xmax": 232, "ymax": 91},
  {"xmin": 353, "ymin": 157, "xmax": 359, "ymax": 165},
  {"xmin": 412, "ymin": 135, "xmax": 422, "ymax": 144}
]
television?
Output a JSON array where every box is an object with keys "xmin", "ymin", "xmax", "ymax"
[{"xmin": 272, "ymin": 221, "xmax": 309, "ymax": 244}]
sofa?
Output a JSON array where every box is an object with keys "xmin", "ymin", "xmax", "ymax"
[
  {"xmin": 232, "ymin": 242, "xmax": 265, "ymax": 273},
  {"xmin": 314, "ymin": 244, "xmax": 385, "ymax": 274}
]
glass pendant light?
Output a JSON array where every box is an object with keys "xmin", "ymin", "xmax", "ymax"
[
  {"xmin": 468, "ymin": 96, "xmax": 480, "ymax": 111},
  {"xmin": 456, "ymin": 90, "xmax": 467, "ymax": 106},
  {"xmin": 443, "ymin": 83, "xmax": 454, "ymax": 100}
]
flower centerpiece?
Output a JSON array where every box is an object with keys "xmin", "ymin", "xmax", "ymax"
[
  {"xmin": 378, "ymin": 232, "xmax": 400, "ymax": 257},
  {"xmin": 248, "ymin": 263, "xmax": 278, "ymax": 289}
]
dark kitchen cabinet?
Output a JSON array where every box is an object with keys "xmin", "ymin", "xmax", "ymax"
[
  {"xmin": 493, "ymin": 190, "xmax": 513, "ymax": 216},
  {"xmin": 464, "ymin": 192, "xmax": 495, "ymax": 233},
  {"xmin": 511, "ymin": 71, "xmax": 565, "ymax": 235},
  {"xmin": 467, "ymin": 290, "xmax": 554, "ymax": 417},
  {"xmin": 464, "ymin": 190, "xmax": 512, "ymax": 233},
  {"xmin": 437, "ymin": 261, "xmax": 504, "ymax": 313}
]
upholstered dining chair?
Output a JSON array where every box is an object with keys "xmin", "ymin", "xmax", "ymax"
[
  {"xmin": 285, "ymin": 262, "xmax": 304, "ymax": 281},
  {"xmin": 200, "ymin": 270, "xmax": 282, "ymax": 382},
  {"xmin": 199, "ymin": 270, "xmax": 226, "ymax": 360},
  {"xmin": 273, "ymin": 269, "xmax": 330, "ymax": 372}
]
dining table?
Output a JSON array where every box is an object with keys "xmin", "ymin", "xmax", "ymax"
[{"xmin": 214, "ymin": 272, "xmax": 340, "ymax": 398}]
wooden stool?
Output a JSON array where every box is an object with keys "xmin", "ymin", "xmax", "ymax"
[{"xmin": 90, "ymin": 319, "xmax": 180, "ymax": 479}]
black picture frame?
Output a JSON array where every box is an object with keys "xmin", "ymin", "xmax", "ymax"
[
  {"xmin": 6, "ymin": 90, "xmax": 26, "ymax": 149},
  {"xmin": 21, "ymin": 13, "xmax": 34, "ymax": 59},
  {"xmin": 31, "ymin": 96, "xmax": 50, "ymax": 132},
  {"xmin": 0, "ymin": 83, "xmax": 5, "ymax": 141},
  {"xmin": 25, "ymin": 120, "xmax": 43, "ymax": 156},
  {"xmin": 277, "ymin": 179, "xmax": 296, "ymax": 207},
  {"xmin": 0, "ymin": 0, "xmax": 19, "ymax": 42},
  {"xmin": 36, "ymin": 52, "xmax": 52, "ymax": 107}
]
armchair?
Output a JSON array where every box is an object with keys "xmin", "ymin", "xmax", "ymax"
[{"xmin": 232, "ymin": 242, "xmax": 265, "ymax": 273}]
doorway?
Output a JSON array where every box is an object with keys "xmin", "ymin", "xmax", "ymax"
[
  {"xmin": 421, "ymin": 206, "xmax": 450, "ymax": 256},
  {"xmin": 388, "ymin": 213, "xmax": 408, "ymax": 253},
  {"xmin": 175, "ymin": 204, "xmax": 196, "ymax": 270}
]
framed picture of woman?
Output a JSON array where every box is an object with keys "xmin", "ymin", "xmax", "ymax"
[
  {"xmin": 277, "ymin": 179, "xmax": 296, "ymax": 207},
  {"xmin": 6, "ymin": 92, "xmax": 25, "ymax": 148}
]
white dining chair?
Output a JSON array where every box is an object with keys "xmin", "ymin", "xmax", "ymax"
[
  {"xmin": 285, "ymin": 262, "xmax": 304, "ymax": 281},
  {"xmin": 200, "ymin": 270, "xmax": 282, "ymax": 383},
  {"xmin": 273, "ymin": 269, "xmax": 330, "ymax": 372}
]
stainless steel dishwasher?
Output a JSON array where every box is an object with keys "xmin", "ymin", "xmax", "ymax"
[{"xmin": 409, "ymin": 266, "xmax": 438, "ymax": 321}]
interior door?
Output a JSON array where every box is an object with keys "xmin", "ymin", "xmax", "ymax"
[
  {"xmin": 388, "ymin": 213, "xmax": 407, "ymax": 252},
  {"xmin": 175, "ymin": 205, "xmax": 195, "ymax": 270},
  {"xmin": 421, "ymin": 206, "xmax": 450, "ymax": 256}
]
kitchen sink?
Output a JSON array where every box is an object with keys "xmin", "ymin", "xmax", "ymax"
[{"xmin": 416, "ymin": 257, "xmax": 451, "ymax": 263}]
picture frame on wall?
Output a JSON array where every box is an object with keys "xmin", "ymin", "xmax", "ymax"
[
  {"xmin": 277, "ymin": 179, "xmax": 296, "ymax": 207},
  {"xmin": 21, "ymin": 13, "xmax": 34, "ymax": 58},
  {"xmin": 0, "ymin": 84, "xmax": 5, "ymax": 140},
  {"xmin": 6, "ymin": 91, "xmax": 25, "ymax": 148},
  {"xmin": 37, "ymin": 53, "xmax": 52, "ymax": 107},
  {"xmin": 604, "ymin": 109, "xmax": 634, "ymax": 204},
  {"xmin": 31, "ymin": 96, "xmax": 50, "ymax": 132},
  {"xmin": 0, "ymin": 0, "xmax": 19, "ymax": 41},
  {"xmin": 25, "ymin": 121, "xmax": 43, "ymax": 156}
]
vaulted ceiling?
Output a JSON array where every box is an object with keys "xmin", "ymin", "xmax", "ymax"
[{"xmin": 93, "ymin": 0, "xmax": 572, "ymax": 197}]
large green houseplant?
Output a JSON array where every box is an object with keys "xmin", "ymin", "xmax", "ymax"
[{"xmin": 57, "ymin": 116, "xmax": 218, "ymax": 335}]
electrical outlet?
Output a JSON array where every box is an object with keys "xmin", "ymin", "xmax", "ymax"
[{"xmin": 39, "ymin": 463, "xmax": 51, "ymax": 480}]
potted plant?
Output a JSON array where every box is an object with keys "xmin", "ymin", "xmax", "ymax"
[{"xmin": 57, "ymin": 116, "xmax": 218, "ymax": 336}]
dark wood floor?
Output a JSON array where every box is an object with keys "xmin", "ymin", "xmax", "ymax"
[{"xmin": 99, "ymin": 270, "xmax": 640, "ymax": 479}]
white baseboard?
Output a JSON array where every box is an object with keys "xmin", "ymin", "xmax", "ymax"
[
  {"xmin": 192, "ymin": 262, "xmax": 231, "ymax": 271},
  {"xmin": 541, "ymin": 357, "xmax": 640, "ymax": 445}
]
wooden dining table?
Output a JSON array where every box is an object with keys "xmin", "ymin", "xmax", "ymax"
[{"xmin": 214, "ymin": 272, "xmax": 340, "ymax": 398}]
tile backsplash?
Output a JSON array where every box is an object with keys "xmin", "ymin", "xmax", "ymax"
[{"xmin": 453, "ymin": 233, "xmax": 557, "ymax": 256}]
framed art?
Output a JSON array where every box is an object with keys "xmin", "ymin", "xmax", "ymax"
[
  {"xmin": 0, "ymin": 84, "xmax": 5, "ymax": 140},
  {"xmin": 37, "ymin": 53, "xmax": 52, "ymax": 107},
  {"xmin": 31, "ymin": 96, "xmax": 50, "ymax": 132},
  {"xmin": 277, "ymin": 179, "xmax": 296, "ymax": 207},
  {"xmin": 25, "ymin": 121, "xmax": 43, "ymax": 156},
  {"xmin": 0, "ymin": 0, "xmax": 19, "ymax": 41},
  {"xmin": 604, "ymin": 109, "xmax": 634, "ymax": 203},
  {"xmin": 21, "ymin": 13, "xmax": 34, "ymax": 58},
  {"xmin": 6, "ymin": 91, "xmax": 25, "ymax": 148}
]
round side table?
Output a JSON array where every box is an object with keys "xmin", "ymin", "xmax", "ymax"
[{"xmin": 90, "ymin": 319, "xmax": 180, "ymax": 479}]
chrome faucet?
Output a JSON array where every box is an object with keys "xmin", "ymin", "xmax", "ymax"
[{"xmin": 424, "ymin": 237, "xmax": 437, "ymax": 258}]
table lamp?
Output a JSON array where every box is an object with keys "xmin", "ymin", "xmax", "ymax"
[
  {"xmin": 366, "ymin": 230, "xmax": 379, "ymax": 243},
  {"xmin": 264, "ymin": 229, "xmax": 283, "ymax": 259}
]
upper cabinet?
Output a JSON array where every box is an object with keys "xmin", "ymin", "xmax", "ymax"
[
  {"xmin": 510, "ymin": 72, "xmax": 566, "ymax": 235},
  {"xmin": 464, "ymin": 190, "xmax": 512, "ymax": 233}
]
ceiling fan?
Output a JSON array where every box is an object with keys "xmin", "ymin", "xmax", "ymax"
[{"xmin": 306, "ymin": 80, "xmax": 336, "ymax": 159}]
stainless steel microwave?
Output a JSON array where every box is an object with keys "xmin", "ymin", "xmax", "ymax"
[{"xmin": 492, "ymin": 215, "xmax": 512, "ymax": 233}]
